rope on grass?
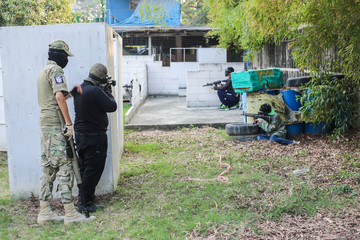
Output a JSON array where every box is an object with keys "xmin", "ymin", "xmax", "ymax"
[{"xmin": 188, "ymin": 155, "xmax": 231, "ymax": 183}]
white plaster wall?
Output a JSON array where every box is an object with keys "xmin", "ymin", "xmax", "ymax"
[
  {"xmin": 186, "ymin": 63, "xmax": 245, "ymax": 108},
  {"xmin": 198, "ymin": 48, "xmax": 227, "ymax": 63},
  {"xmin": 0, "ymin": 23, "xmax": 121, "ymax": 198}
]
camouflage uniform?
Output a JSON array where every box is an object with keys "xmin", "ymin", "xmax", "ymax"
[
  {"xmin": 258, "ymin": 112, "xmax": 287, "ymax": 138},
  {"xmin": 37, "ymin": 40, "xmax": 74, "ymax": 203}
]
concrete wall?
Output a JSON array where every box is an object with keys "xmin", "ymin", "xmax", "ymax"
[
  {"xmin": 0, "ymin": 23, "xmax": 123, "ymax": 198},
  {"xmin": 197, "ymin": 48, "xmax": 227, "ymax": 63},
  {"xmin": 0, "ymin": 49, "xmax": 6, "ymax": 151},
  {"xmin": 125, "ymin": 64, "xmax": 148, "ymax": 124},
  {"xmin": 187, "ymin": 63, "xmax": 245, "ymax": 108},
  {"xmin": 171, "ymin": 62, "xmax": 199, "ymax": 89}
]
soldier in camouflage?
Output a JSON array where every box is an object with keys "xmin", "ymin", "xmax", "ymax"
[
  {"xmin": 37, "ymin": 39, "xmax": 95, "ymax": 225},
  {"xmin": 256, "ymin": 104, "xmax": 300, "ymax": 145}
]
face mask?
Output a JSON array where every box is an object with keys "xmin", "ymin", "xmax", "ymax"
[{"xmin": 48, "ymin": 50, "xmax": 69, "ymax": 69}]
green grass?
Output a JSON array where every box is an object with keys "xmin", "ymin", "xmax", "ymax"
[
  {"xmin": 0, "ymin": 128, "xmax": 359, "ymax": 239},
  {"xmin": 123, "ymin": 103, "xmax": 131, "ymax": 124},
  {"xmin": 0, "ymin": 152, "xmax": 9, "ymax": 199}
]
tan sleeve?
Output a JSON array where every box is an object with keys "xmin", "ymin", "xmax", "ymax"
[{"xmin": 48, "ymin": 65, "xmax": 68, "ymax": 95}]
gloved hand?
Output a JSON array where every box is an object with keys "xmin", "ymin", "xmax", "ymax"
[
  {"xmin": 104, "ymin": 83, "xmax": 112, "ymax": 94},
  {"xmin": 63, "ymin": 124, "xmax": 73, "ymax": 138}
]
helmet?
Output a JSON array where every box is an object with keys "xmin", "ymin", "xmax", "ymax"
[
  {"xmin": 49, "ymin": 39, "xmax": 74, "ymax": 56},
  {"xmin": 225, "ymin": 67, "xmax": 234, "ymax": 77},
  {"xmin": 259, "ymin": 104, "xmax": 272, "ymax": 115},
  {"xmin": 88, "ymin": 63, "xmax": 108, "ymax": 84}
]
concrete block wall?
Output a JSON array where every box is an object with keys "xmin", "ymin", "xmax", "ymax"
[
  {"xmin": 186, "ymin": 62, "xmax": 245, "ymax": 108},
  {"xmin": 147, "ymin": 61, "xmax": 177, "ymax": 95},
  {"xmin": 197, "ymin": 48, "xmax": 227, "ymax": 63},
  {"xmin": 171, "ymin": 62, "xmax": 199, "ymax": 89},
  {"xmin": 122, "ymin": 55, "xmax": 153, "ymax": 84},
  {"xmin": 125, "ymin": 64, "xmax": 148, "ymax": 124}
]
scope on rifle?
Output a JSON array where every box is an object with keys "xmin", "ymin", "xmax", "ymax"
[{"xmin": 106, "ymin": 75, "xmax": 116, "ymax": 86}]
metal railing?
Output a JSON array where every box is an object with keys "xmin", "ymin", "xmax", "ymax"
[{"xmin": 169, "ymin": 48, "xmax": 198, "ymax": 63}]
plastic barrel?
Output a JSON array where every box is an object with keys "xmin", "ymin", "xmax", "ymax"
[
  {"xmin": 286, "ymin": 123, "xmax": 304, "ymax": 137},
  {"xmin": 304, "ymin": 122, "xmax": 327, "ymax": 134},
  {"xmin": 281, "ymin": 90, "xmax": 302, "ymax": 111}
]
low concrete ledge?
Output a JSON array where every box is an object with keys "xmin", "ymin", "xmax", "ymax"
[
  {"xmin": 124, "ymin": 97, "xmax": 146, "ymax": 124},
  {"xmin": 124, "ymin": 122, "xmax": 229, "ymax": 131}
]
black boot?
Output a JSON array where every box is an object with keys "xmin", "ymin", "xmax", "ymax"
[{"xmin": 78, "ymin": 201, "xmax": 104, "ymax": 213}]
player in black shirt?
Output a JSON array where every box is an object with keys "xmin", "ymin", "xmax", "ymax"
[
  {"xmin": 73, "ymin": 63, "xmax": 117, "ymax": 213},
  {"xmin": 211, "ymin": 67, "xmax": 240, "ymax": 110}
]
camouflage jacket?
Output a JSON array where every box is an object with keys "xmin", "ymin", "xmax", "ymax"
[{"xmin": 258, "ymin": 112, "xmax": 287, "ymax": 138}]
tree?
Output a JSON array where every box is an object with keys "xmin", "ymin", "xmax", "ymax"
[
  {"xmin": 0, "ymin": 0, "xmax": 74, "ymax": 27},
  {"xmin": 72, "ymin": 0, "xmax": 105, "ymax": 23},
  {"xmin": 181, "ymin": 0, "xmax": 209, "ymax": 26},
  {"xmin": 205, "ymin": 0, "xmax": 360, "ymax": 137}
]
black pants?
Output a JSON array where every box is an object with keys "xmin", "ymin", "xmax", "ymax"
[
  {"xmin": 217, "ymin": 90, "xmax": 239, "ymax": 107},
  {"xmin": 75, "ymin": 132, "xmax": 107, "ymax": 205}
]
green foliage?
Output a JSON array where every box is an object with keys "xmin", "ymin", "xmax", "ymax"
[
  {"xmin": 0, "ymin": 0, "xmax": 75, "ymax": 26},
  {"xmin": 181, "ymin": 0, "xmax": 209, "ymax": 26},
  {"xmin": 329, "ymin": 184, "xmax": 355, "ymax": 196},
  {"xmin": 205, "ymin": 0, "xmax": 360, "ymax": 137},
  {"xmin": 72, "ymin": 0, "xmax": 104, "ymax": 23},
  {"xmin": 139, "ymin": 0, "xmax": 169, "ymax": 29},
  {"xmin": 299, "ymin": 75, "xmax": 359, "ymax": 138}
]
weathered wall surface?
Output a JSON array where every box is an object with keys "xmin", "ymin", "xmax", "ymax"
[
  {"xmin": 252, "ymin": 42, "xmax": 310, "ymax": 83},
  {"xmin": 0, "ymin": 23, "xmax": 123, "ymax": 198}
]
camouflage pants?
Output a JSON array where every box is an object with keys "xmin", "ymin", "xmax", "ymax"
[{"xmin": 39, "ymin": 126, "xmax": 74, "ymax": 203}]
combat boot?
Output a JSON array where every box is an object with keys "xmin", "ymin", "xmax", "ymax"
[
  {"xmin": 64, "ymin": 202, "xmax": 95, "ymax": 226},
  {"xmin": 37, "ymin": 201, "xmax": 64, "ymax": 225}
]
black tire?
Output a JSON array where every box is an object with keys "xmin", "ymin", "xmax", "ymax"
[
  {"xmin": 229, "ymin": 134, "xmax": 259, "ymax": 142},
  {"xmin": 286, "ymin": 76, "xmax": 312, "ymax": 87},
  {"xmin": 225, "ymin": 123, "xmax": 259, "ymax": 135}
]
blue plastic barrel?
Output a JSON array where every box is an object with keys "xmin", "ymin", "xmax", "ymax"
[
  {"xmin": 286, "ymin": 123, "xmax": 304, "ymax": 137},
  {"xmin": 281, "ymin": 90, "xmax": 302, "ymax": 111},
  {"xmin": 304, "ymin": 122, "xmax": 328, "ymax": 134}
]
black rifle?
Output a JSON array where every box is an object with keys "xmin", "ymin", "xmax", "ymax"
[
  {"xmin": 244, "ymin": 112, "xmax": 272, "ymax": 124},
  {"xmin": 101, "ymin": 75, "xmax": 116, "ymax": 93},
  {"xmin": 202, "ymin": 79, "xmax": 228, "ymax": 87}
]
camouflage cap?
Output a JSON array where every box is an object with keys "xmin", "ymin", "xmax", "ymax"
[
  {"xmin": 49, "ymin": 39, "xmax": 74, "ymax": 57},
  {"xmin": 89, "ymin": 63, "xmax": 108, "ymax": 80}
]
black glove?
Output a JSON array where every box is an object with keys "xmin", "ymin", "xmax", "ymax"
[{"xmin": 101, "ymin": 83, "xmax": 112, "ymax": 94}]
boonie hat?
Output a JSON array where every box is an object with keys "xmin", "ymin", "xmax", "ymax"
[{"xmin": 49, "ymin": 39, "xmax": 74, "ymax": 57}]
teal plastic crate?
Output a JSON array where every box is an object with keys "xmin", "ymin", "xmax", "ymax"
[{"xmin": 232, "ymin": 69, "xmax": 283, "ymax": 93}]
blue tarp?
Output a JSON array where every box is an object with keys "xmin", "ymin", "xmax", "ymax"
[{"xmin": 115, "ymin": 0, "xmax": 181, "ymax": 26}]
